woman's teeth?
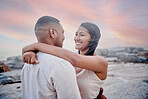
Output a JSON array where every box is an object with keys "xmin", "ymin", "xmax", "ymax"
[{"xmin": 76, "ymin": 42, "xmax": 81, "ymax": 44}]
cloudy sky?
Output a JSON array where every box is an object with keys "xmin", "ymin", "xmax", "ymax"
[{"xmin": 0, "ymin": 0, "xmax": 148, "ymax": 58}]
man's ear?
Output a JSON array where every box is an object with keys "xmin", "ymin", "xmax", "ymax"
[{"xmin": 49, "ymin": 26, "xmax": 56, "ymax": 38}]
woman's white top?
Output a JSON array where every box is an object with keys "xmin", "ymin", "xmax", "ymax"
[{"xmin": 76, "ymin": 69, "xmax": 104, "ymax": 99}]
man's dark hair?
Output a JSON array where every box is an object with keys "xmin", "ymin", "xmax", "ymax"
[{"xmin": 34, "ymin": 16, "xmax": 60, "ymax": 31}]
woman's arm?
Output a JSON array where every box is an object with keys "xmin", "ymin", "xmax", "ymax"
[{"xmin": 22, "ymin": 43, "xmax": 108, "ymax": 73}]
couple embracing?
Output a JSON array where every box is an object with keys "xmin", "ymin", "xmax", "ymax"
[{"xmin": 21, "ymin": 16, "xmax": 108, "ymax": 99}]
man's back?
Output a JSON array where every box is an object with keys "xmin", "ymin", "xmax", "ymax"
[{"xmin": 22, "ymin": 52, "xmax": 81, "ymax": 99}]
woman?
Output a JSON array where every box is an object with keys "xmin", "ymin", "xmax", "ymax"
[{"xmin": 22, "ymin": 22, "xmax": 108, "ymax": 99}]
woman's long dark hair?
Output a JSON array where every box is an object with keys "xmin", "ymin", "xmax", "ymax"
[
  {"xmin": 78, "ymin": 22, "xmax": 106, "ymax": 99},
  {"xmin": 78, "ymin": 22, "xmax": 101, "ymax": 56}
]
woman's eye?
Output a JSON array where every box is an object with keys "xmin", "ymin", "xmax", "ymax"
[
  {"xmin": 75, "ymin": 33, "xmax": 78, "ymax": 36},
  {"xmin": 80, "ymin": 34, "xmax": 84, "ymax": 36}
]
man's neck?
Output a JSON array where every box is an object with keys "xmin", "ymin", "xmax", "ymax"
[{"xmin": 38, "ymin": 40, "xmax": 54, "ymax": 46}]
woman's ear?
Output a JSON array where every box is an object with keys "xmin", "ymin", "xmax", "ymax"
[{"xmin": 49, "ymin": 26, "xmax": 56, "ymax": 38}]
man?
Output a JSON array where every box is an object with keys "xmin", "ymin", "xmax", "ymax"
[{"xmin": 21, "ymin": 16, "xmax": 81, "ymax": 99}]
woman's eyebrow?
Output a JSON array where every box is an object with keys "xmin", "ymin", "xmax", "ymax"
[
  {"xmin": 75, "ymin": 31, "xmax": 85, "ymax": 34},
  {"xmin": 79, "ymin": 32, "xmax": 85, "ymax": 34}
]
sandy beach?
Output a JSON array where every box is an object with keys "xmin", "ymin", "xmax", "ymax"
[
  {"xmin": 0, "ymin": 62, "xmax": 148, "ymax": 99},
  {"xmin": 0, "ymin": 47, "xmax": 148, "ymax": 99}
]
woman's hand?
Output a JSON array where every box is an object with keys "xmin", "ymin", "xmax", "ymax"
[
  {"xmin": 23, "ymin": 51, "xmax": 39, "ymax": 64},
  {"xmin": 22, "ymin": 43, "xmax": 37, "ymax": 55}
]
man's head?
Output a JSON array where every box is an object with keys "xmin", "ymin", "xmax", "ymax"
[{"xmin": 35, "ymin": 16, "xmax": 65, "ymax": 47}]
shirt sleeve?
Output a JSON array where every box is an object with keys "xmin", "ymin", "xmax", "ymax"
[{"xmin": 51, "ymin": 60, "xmax": 81, "ymax": 99}]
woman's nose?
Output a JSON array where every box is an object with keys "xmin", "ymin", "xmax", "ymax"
[{"xmin": 75, "ymin": 35, "xmax": 80, "ymax": 40}]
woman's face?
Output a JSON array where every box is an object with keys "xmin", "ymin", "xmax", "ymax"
[{"xmin": 74, "ymin": 26, "xmax": 91, "ymax": 52}]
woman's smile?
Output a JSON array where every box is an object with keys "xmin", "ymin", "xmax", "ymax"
[
  {"xmin": 74, "ymin": 26, "xmax": 91, "ymax": 52},
  {"xmin": 75, "ymin": 42, "xmax": 82, "ymax": 47}
]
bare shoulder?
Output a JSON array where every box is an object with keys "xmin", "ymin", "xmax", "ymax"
[
  {"xmin": 94, "ymin": 54, "xmax": 108, "ymax": 65},
  {"xmin": 94, "ymin": 54, "xmax": 108, "ymax": 80}
]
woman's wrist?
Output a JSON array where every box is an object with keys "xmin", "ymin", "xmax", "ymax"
[
  {"xmin": 33, "ymin": 43, "xmax": 40, "ymax": 53},
  {"xmin": 34, "ymin": 42, "xmax": 39, "ymax": 50}
]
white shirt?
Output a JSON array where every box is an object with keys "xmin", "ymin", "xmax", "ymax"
[
  {"xmin": 21, "ymin": 52, "xmax": 81, "ymax": 99},
  {"xmin": 76, "ymin": 69, "xmax": 104, "ymax": 99}
]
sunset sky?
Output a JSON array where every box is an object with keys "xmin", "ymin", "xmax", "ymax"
[{"xmin": 0, "ymin": 0, "xmax": 148, "ymax": 59}]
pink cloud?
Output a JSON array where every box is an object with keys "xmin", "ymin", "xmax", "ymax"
[
  {"xmin": 0, "ymin": 9, "xmax": 36, "ymax": 29},
  {"xmin": 92, "ymin": 0, "xmax": 148, "ymax": 47},
  {"xmin": 27, "ymin": 0, "xmax": 101, "ymax": 25},
  {"xmin": 0, "ymin": 26, "xmax": 36, "ymax": 43},
  {"xmin": 0, "ymin": 0, "xmax": 148, "ymax": 49}
]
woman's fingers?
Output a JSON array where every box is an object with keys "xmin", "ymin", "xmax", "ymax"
[
  {"xmin": 31, "ymin": 56, "xmax": 35, "ymax": 64},
  {"xmin": 23, "ymin": 53, "xmax": 28, "ymax": 63},
  {"xmin": 22, "ymin": 51, "xmax": 39, "ymax": 64},
  {"xmin": 24, "ymin": 52, "xmax": 31, "ymax": 64},
  {"xmin": 27, "ymin": 54, "xmax": 32, "ymax": 64},
  {"xmin": 35, "ymin": 60, "xmax": 39, "ymax": 64},
  {"xmin": 31, "ymin": 55, "xmax": 39, "ymax": 64},
  {"xmin": 23, "ymin": 52, "xmax": 35, "ymax": 64}
]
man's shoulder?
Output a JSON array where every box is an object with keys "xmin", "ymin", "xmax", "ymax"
[
  {"xmin": 37, "ymin": 52, "xmax": 73, "ymax": 67},
  {"xmin": 37, "ymin": 52, "xmax": 55, "ymax": 58},
  {"xmin": 37, "ymin": 52, "xmax": 75, "ymax": 73},
  {"xmin": 37, "ymin": 52, "xmax": 67, "ymax": 62}
]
